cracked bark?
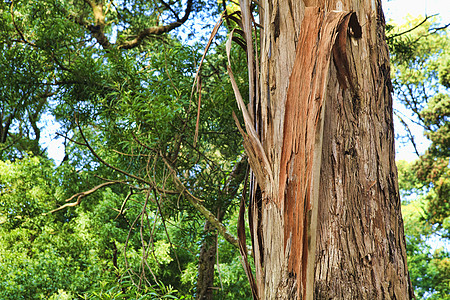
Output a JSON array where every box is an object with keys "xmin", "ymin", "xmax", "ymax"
[{"xmin": 234, "ymin": 0, "xmax": 415, "ymax": 299}]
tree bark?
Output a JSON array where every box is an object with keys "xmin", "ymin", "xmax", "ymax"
[
  {"xmin": 196, "ymin": 218, "xmax": 221, "ymax": 300},
  {"xmin": 196, "ymin": 158, "xmax": 248, "ymax": 299},
  {"xmin": 233, "ymin": 0, "xmax": 415, "ymax": 299}
]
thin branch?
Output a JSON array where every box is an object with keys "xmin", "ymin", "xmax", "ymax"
[
  {"xmin": 112, "ymin": 148, "xmax": 151, "ymax": 157},
  {"xmin": 115, "ymin": 188, "xmax": 133, "ymax": 219},
  {"xmin": 153, "ymin": 188, "xmax": 182, "ymax": 272},
  {"xmin": 55, "ymin": 132, "xmax": 87, "ymax": 147},
  {"xmin": 44, "ymin": 181, "xmax": 119, "ymax": 214},
  {"xmin": 10, "ymin": 0, "xmax": 36, "ymax": 47},
  {"xmin": 159, "ymin": 0, "xmax": 180, "ymax": 22},
  {"xmin": 429, "ymin": 22, "xmax": 450, "ymax": 33},
  {"xmin": 139, "ymin": 190, "xmax": 158, "ymax": 285},
  {"xmin": 124, "ymin": 199, "xmax": 144, "ymax": 287},
  {"xmin": 159, "ymin": 152, "xmax": 244, "ymax": 251},
  {"xmin": 105, "ymin": 0, "xmax": 112, "ymax": 15},
  {"xmin": 387, "ymin": 14, "xmax": 437, "ymax": 40},
  {"xmin": 76, "ymin": 119, "xmax": 152, "ymax": 185},
  {"xmin": 393, "ymin": 110, "xmax": 420, "ymax": 157}
]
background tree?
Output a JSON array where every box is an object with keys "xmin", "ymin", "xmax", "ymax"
[
  {"xmin": 388, "ymin": 16, "xmax": 450, "ymax": 299},
  {"xmin": 1, "ymin": 0, "xmax": 252, "ymax": 298}
]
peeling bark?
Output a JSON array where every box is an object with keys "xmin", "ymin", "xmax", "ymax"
[{"xmin": 233, "ymin": 0, "xmax": 415, "ymax": 299}]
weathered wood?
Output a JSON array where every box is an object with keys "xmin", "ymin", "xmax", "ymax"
[{"xmin": 233, "ymin": 0, "xmax": 415, "ymax": 299}]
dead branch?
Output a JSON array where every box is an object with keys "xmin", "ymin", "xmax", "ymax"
[
  {"xmin": 45, "ymin": 181, "xmax": 119, "ymax": 214},
  {"xmin": 115, "ymin": 188, "xmax": 133, "ymax": 219}
]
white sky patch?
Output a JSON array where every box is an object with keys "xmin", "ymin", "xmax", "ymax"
[
  {"xmin": 38, "ymin": 112, "xmax": 65, "ymax": 165},
  {"xmin": 383, "ymin": 0, "xmax": 450, "ymax": 24}
]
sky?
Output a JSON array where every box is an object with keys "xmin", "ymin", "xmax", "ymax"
[
  {"xmin": 41, "ymin": 0, "xmax": 450, "ymax": 165},
  {"xmin": 383, "ymin": 0, "xmax": 450, "ymax": 24}
]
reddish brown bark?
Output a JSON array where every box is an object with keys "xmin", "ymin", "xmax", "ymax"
[
  {"xmin": 231, "ymin": 0, "xmax": 415, "ymax": 299},
  {"xmin": 279, "ymin": 9, "xmax": 361, "ymax": 298}
]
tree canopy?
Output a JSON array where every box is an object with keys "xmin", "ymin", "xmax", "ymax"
[
  {"xmin": 0, "ymin": 0, "xmax": 449, "ymax": 299},
  {"xmin": 388, "ymin": 15, "xmax": 450, "ymax": 299}
]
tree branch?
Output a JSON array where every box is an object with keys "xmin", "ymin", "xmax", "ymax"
[
  {"xmin": 387, "ymin": 14, "xmax": 437, "ymax": 40},
  {"xmin": 118, "ymin": 0, "xmax": 193, "ymax": 49},
  {"xmin": 45, "ymin": 181, "xmax": 120, "ymax": 214},
  {"xmin": 159, "ymin": 0, "xmax": 181, "ymax": 22},
  {"xmin": 159, "ymin": 152, "xmax": 246, "ymax": 252},
  {"xmin": 10, "ymin": 0, "xmax": 36, "ymax": 47},
  {"xmin": 67, "ymin": 0, "xmax": 192, "ymax": 49},
  {"xmin": 76, "ymin": 118, "xmax": 153, "ymax": 185},
  {"xmin": 393, "ymin": 110, "xmax": 420, "ymax": 157}
]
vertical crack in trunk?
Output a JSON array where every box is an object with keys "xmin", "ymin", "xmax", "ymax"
[
  {"xmin": 279, "ymin": 8, "xmax": 360, "ymax": 299},
  {"xmin": 230, "ymin": 0, "xmax": 414, "ymax": 298}
]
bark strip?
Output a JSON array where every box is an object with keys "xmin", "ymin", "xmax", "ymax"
[
  {"xmin": 278, "ymin": 8, "xmax": 359, "ymax": 298},
  {"xmin": 230, "ymin": 0, "xmax": 415, "ymax": 298}
]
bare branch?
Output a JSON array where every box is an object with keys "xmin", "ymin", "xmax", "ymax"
[
  {"xmin": 45, "ymin": 181, "xmax": 119, "ymax": 214},
  {"xmin": 159, "ymin": 152, "xmax": 244, "ymax": 251},
  {"xmin": 159, "ymin": 0, "xmax": 180, "ymax": 22},
  {"xmin": 114, "ymin": 188, "xmax": 133, "ymax": 219},
  {"xmin": 429, "ymin": 22, "xmax": 450, "ymax": 33},
  {"xmin": 387, "ymin": 14, "xmax": 437, "ymax": 40},
  {"xmin": 393, "ymin": 110, "xmax": 421, "ymax": 157}
]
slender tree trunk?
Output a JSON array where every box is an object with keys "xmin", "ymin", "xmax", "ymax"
[
  {"xmin": 234, "ymin": 0, "xmax": 415, "ymax": 298},
  {"xmin": 196, "ymin": 158, "xmax": 247, "ymax": 299},
  {"xmin": 196, "ymin": 218, "xmax": 221, "ymax": 300}
]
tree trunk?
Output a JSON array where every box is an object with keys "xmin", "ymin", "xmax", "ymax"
[
  {"xmin": 196, "ymin": 158, "xmax": 248, "ymax": 299},
  {"xmin": 196, "ymin": 218, "xmax": 220, "ymax": 300},
  {"xmin": 233, "ymin": 0, "xmax": 415, "ymax": 299}
]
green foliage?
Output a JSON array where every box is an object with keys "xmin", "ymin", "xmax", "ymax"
[
  {"xmin": 399, "ymin": 162, "xmax": 450, "ymax": 300},
  {"xmin": 388, "ymin": 15, "xmax": 450, "ymax": 229},
  {"xmin": 0, "ymin": 155, "xmax": 207, "ymax": 299},
  {"xmin": 397, "ymin": 160, "xmax": 426, "ymax": 200},
  {"xmin": 0, "ymin": 156, "xmax": 98, "ymax": 299},
  {"xmin": 389, "ymin": 17, "xmax": 450, "ymax": 299},
  {"xmin": 12, "ymin": 2, "xmax": 450, "ymax": 300},
  {"xmin": 1, "ymin": 0, "xmax": 252, "ymax": 298}
]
